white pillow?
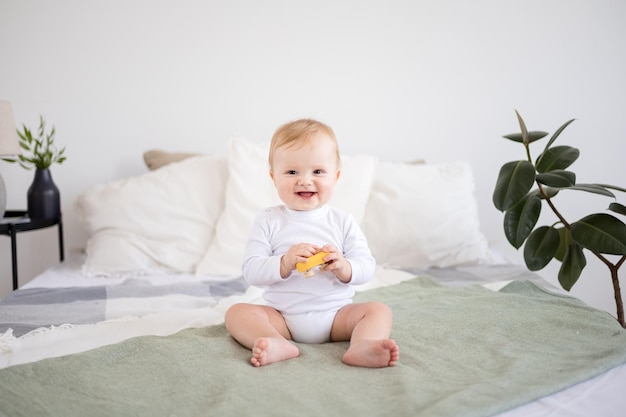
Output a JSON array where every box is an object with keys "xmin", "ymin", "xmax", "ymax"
[
  {"xmin": 362, "ymin": 160, "xmax": 493, "ymax": 269},
  {"xmin": 76, "ymin": 155, "xmax": 229, "ymax": 276},
  {"xmin": 195, "ymin": 136, "xmax": 378, "ymax": 277}
]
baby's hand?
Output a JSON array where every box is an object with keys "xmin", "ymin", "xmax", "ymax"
[
  {"xmin": 319, "ymin": 244, "xmax": 352, "ymax": 283},
  {"xmin": 280, "ymin": 243, "xmax": 320, "ymax": 278}
]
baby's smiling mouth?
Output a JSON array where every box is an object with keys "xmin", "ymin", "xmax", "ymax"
[{"xmin": 297, "ymin": 191, "xmax": 316, "ymax": 198}]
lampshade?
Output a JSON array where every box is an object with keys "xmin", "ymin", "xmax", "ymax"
[{"xmin": 0, "ymin": 100, "xmax": 21, "ymax": 219}]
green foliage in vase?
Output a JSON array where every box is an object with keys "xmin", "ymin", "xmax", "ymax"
[
  {"xmin": 493, "ymin": 111, "xmax": 626, "ymax": 327},
  {"xmin": 1, "ymin": 115, "xmax": 66, "ymax": 170}
]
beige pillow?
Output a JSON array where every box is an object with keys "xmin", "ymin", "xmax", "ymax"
[{"xmin": 143, "ymin": 149, "xmax": 201, "ymax": 170}]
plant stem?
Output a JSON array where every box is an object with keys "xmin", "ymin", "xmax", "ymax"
[
  {"xmin": 524, "ymin": 142, "xmax": 533, "ymax": 166},
  {"xmin": 538, "ymin": 182, "xmax": 624, "ymax": 327},
  {"xmin": 537, "ymin": 183, "xmax": 570, "ymax": 227},
  {"xmin": 599, "ymin": 254, "xmax": 625, "ymax": 328}
]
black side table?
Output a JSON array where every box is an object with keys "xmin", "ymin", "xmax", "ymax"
[{"xmin": 0, "ymin": 210, "xmax": 64, "ymax": 290}]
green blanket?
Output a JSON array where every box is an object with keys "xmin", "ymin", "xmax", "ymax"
[{"xmin": 1, "ymin": 276, "xmax": 625, "ymax": 417}]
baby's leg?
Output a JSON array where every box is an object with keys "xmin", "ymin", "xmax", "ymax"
[
  {"xmin": 331, "ymin": 302, "xmax": 399, "ymax": 368},
  {"xmin": 225, "ymin": 303, "xmax": 299, "ymax": 367}
]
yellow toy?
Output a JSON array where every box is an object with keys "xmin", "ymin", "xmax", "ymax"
[{"xmin": 296, "ymin": 252, "xmax": 330, "ymax": 278}]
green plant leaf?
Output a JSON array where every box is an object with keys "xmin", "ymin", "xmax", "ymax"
[
  {"xmin": 558, "ymin": 243, "xmax": 586, "ymax": 291},
  {"xmin": 597, "ymin": 183, "xmax": 626, "ymax": 193},
  {"xmin": 503, "ymin": 131, "xmax": 549, "ymax": 143},
  {"xmin": 535, "ymin": 145, "xmax": 580, "ymax": 173},
  {"xmin": 515, "ymin": 110, "xmax": 529, "ymax": 144},
  {"xmin": 493, "ymin": 160, "xmax": 536, "ymax": 211},
  {"xmin": 570, "ymin": 213, "xmax": 626, "ymax": 255},
  {"xmin": 503, "ymin": 194, "xmax": 542, "ymax": 248},
  {"xmin": 536, "ymin": 170, "xmax": 576, "ymax": 187},
  {"xmin": 533, "ymin": 187, "xmax": 559, "ymax": 199},
  {"xmin": 562, "ymin": 184, "xmax": 615, "ymax": 198},
  {"xmin": 502, "ymin": 110, "xmax": 551, "ymax": 144},
  {"xmin": 554, "ymin": 227, "xmax": 571, "ymax": 261},
  {"xmin": 523, "ymin": 226, "xmax": 560, "ymax": 270},
  {"xmin": 543, "ymin": 118, "xmax": 576, "ymax": 150},
  {"xmin": 609, "ymin": 202, "xmax": 626, "ymax": 216}
]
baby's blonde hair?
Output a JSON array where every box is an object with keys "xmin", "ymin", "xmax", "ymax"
[{"xmin": 269, "ymin": 118, "xmax": 341, "ymax": 169}]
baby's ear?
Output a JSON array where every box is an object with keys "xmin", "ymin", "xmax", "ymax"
[{"xmin": 335, "ymin": 169, "xmax": 341, "ymax": 182}]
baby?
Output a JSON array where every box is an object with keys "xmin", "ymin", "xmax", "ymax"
[{"xmin": 224, "ymin": 118, "xmax": 399, "ymax": 368}]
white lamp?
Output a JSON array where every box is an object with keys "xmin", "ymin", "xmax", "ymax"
[{"xmin": 0, "ymin": 101, "xmax": 21, "ymax": 219}]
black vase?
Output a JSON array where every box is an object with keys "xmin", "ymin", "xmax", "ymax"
[{"xmin": 27, "ymin": 168, "xmax": 61, "ymax": 220}]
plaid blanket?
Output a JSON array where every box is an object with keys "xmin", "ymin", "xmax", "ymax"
[{"xmin": 0, "ymin": 278, "xmax": 249, "ymax": 337}]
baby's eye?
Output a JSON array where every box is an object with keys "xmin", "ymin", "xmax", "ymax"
[
  {"xmin": 313, "ymin": 169, "xmax": 325, "ymax": 175},
  {"xmin": 286, "ymin": 170, "xmax": 297, "ymax": 175}
]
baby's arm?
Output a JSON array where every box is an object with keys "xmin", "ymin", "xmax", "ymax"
[
  {"xmin": 319, "ymin": 244, "xmax": 352, "ymax": 283},
  {"xmin": 280, "ymin": 243, "xmax": 320, "ymax": 278}
]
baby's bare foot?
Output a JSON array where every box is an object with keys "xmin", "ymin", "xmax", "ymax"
[
  {"xmin": 251, "ymin": 337, "xmax": 300, "ymax": 367},
  {"xmin": 342, "ymin": 339, "xmax": 399, "ymax": 368}
]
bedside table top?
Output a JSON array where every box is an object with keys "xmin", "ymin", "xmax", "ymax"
[{"xmin": 0, "ymin": 210, "xmax": 62, "ymax": 234}]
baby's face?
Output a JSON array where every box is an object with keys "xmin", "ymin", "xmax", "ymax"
[{"xmin": 270, "ymin": 133, "xmax": 340, "ymax": 211}]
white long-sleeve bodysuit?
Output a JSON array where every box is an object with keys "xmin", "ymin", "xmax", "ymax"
[{"xmin": 242, "ymin": 205, "xmax": 376, "ymax": 324}]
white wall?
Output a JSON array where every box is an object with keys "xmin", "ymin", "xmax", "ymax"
[{"xmin": 1, "ymin": 1, "xmax": 624, "ymax": 316}]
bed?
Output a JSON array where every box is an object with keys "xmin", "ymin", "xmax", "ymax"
[{"xmin": 1, "ymin": 138, "xmax": 625, "ymax": 417}]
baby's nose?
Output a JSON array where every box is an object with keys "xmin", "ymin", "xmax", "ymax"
[{"xmin": 297, "ymin": 176, "xmax": 312, "ymax": 186}]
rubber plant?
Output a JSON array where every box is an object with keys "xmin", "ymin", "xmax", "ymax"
[{"xmin": 493, "ymin": 111, "xmax": 626, "ymax": 328}]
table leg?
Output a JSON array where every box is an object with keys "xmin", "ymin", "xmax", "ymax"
[
  {"xmin": 9, "ymin": 225, "xmax": 18, "ymax": 291},
  {"xmin": 58, "ymin": 219, "xmax": 64, "ymax": 262}
]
